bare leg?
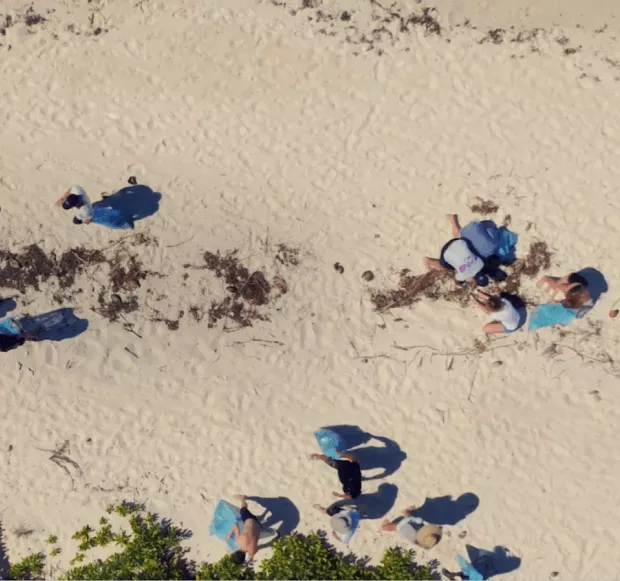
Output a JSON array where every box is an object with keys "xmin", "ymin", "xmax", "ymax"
[
  {"xmin": 403, "ymin": 505, "xmax": 416, "ymax": 515},
  {"xmin": 447, "ymin": 214, "xmax": 462, "ymax": 238},
  {"xmin": 233, "ymin": 494, "xmax": 248, "ymax": 508},
  {"xmin": 380, "ymin": 519, "xmax": 398, "ymax": 532},
  {"xmin": 483, "ymin": 321, "xmax": 505, "ymax": 334},
  {"xmin": 424, "ymin": 257, "xmax": 448, "ymax": 272},
  {"xmin": 442, "ymin": 569, "xmax": 464, "ymax": 580},
  {"xmin": 313, "ymin": 504, "xmax": 328, "ymax": 515}
]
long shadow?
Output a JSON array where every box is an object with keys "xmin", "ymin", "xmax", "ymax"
[
  {"xmin": 465, "ymin": 544, "xmax": 521, "ymax": 578},
  {"xmin": 0, "ymin": 298, "xmax": 16, "ymax": 318},
  {"xmin": 334, "ymin": 483, "xmax": 399, "ymax": 521},
  {"xmin": 18, "ymin": 308, "xmax": 88, "ymax": 341},
  {"xmin": 94, "ymin": 185, "xmax": 161, "ymax": 222},
  {"xmin": 499, "ymin": 292, "xmax": 527, "ymax": 331},
  {"xmin": 322, "ymin": 425, "xmax": 406, "ymax": 481},
  {"xmin": 0, "ymin": 521, "xmax": 9, "ymax": 579},
  {"xmin": 576, "ymin": 267, "xmax": 608, "ymax": 304},
  {"xmin": 411, "ymin": 493, "xmax": 479, "ymax": 526},
  {"xmin": 247, "ymin": 496, "xmax": 300, "ymax": 541}
]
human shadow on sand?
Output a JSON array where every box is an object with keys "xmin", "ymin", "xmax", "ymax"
[
  {"xmin": 334, "ymin": 483, "xmax": 399, "ymax": 521},
  {"xmin": 0, "ymin": 298, "xmax": 16, "ymax": 318},
  {"xmin": 95, "ymin": 185, "xmax": 162, "ymax": 223},
  {"xmin": 0, "ymin": 521, "xmax": 9, "ymax": 580},
  {"xmin": 411, "ymin": 492, "xmax": 480, "ymax": 526},
  {"xmin": 465, "ymin": 544, "xmax": 521, "ymax": 578},
  {"xmin": 247, "ymin": 495, "xmax": 300, "ymax": 544},
  {"xmin": 321, "ymin": 425, "xmax": 407, "ymax": 481},
  {"xmin": 18, "ymin": 308, "xmax": 88, "ymax": 341}
]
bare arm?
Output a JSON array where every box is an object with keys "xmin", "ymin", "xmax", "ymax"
[
  {"xmin": 226, "ymin": 523, "xmax": 240, "ymax": 541},
  {"xmin": 56, "ymin": 188, "xmax": 72, "ymax": 206},
  {"xmin": 335, "ymin": 450, "xmax": 357, "ymax": 462},
  {"xmin": 447, "ymin": 214, "xmax": 461, "ymax": 238}
]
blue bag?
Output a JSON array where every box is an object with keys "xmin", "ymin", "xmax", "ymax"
[
  {"xmin": 209, "ymin": 500, "xmax": 243, "ymax": 551},
  {"xmin": 314, "ymin": 429, "xmax": 346, "ymax": 459}
]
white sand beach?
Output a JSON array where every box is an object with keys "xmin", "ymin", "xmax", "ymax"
[{"xmin": 1, "ymin": 0, "xmax": 620, "ymax": 578}]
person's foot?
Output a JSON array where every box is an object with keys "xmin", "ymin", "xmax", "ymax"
[
  {"xmin": 442, "ymin": 569, "xmax": 457, "ymax": 580},
  {"xmin": 313, "ymin": 504, "xmax": 326, "ymax": 513},
  {"xmin": 310, "ymin": 453, "xmax": 321, "ymax": 460},
  {"xmin": 403, "ymin": 505, "xmax": 416, "ymax": 515},
  {"xmin": 379, "ymin": 518, "xmax": 390, "ymax": 530},
  {"xmin": 101, "ymin": 191, "xmax": 109, "ymax": 199},
  {"xmin": 233, "ymin": 494, "xmax": 247, "ymax": 502}
]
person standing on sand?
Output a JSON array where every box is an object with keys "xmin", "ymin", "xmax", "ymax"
[
  {"xmin": 226, "ymin": 494, "xmax": 261, "ymax": 564},
  {"xmin": 57, "ymin": 185, "xmax": 94, "ymax": 225},
  {"xmin": 310, "ymin": 449, "xmax": 362, "ymax": 500},
  {"xmin": 379, "ymin": 505, "xmax": 442, "ymax": 549},
  {"xmin": 313, "ymin": 503, "xmax": 360, "ymax": 544},
  {"xmin": 537, "ymin": 273, "xmax": 593, "ymax": 311},
  {"xmin": 473, "ymin": 289, "xmax": 521, "ymax": 334}
]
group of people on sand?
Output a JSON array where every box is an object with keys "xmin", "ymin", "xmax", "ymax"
[
  {"xmin": 221, "ymin": 443, "xmax": 490, "ymax": 581},
  {"xmin": 424, "ymin": 213, "xmax": 594, "ymax": 334}
]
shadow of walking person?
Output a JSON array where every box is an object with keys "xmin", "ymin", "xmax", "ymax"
[
  {"xmin": 411, "ymin": 492, "xmax": 480, "ymax": 526},
  {"xmin": 18, "ymin": 308, "xmax": 89, "ymax": 342},
  {"xmin": 247, "ymin": 495, "xmax": 300, "ymax": 542},
  {"xmin": 465, "ymin": 544, "xmax": 521, "ymax": 578},
  {"xmin": 97, "ymin": 184, "xmax": 162, "ymax": 223}
]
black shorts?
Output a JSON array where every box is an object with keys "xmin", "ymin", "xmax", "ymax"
[
  {"xmin": 239, "ymin": 507, "xmax": 258, "ymax": 523},
  {"xmin": 327, "ymin": 458, "xmax": 362, "ymax": 499}
]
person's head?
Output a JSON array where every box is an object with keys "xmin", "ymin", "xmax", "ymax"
[
  {"xmin": 562, "ymin": 286, "xmax": 590, "ymax": 309},
  {"xmin": 415, "ymin": 524, "xmax": 442, "ymax": 549},
  {"xmin": 62, "ymin": 194, "xmax": 83, "ymax": 210},
  {"xmin": 231, "ymin": 550, "xmax": 246, "ymax": 565},
  {"xmin": 487, "ymin": 296, "xmax": 503, "ymax": 312}
]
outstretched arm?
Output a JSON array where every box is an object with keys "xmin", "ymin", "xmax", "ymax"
[
  {"xmin": 335, "ymin": 450, "xmax": 357, "ymax": 463},
  {"xmin": 56, "ymin": 188, "xmax": 72, "ymax": 206},
  {"xmin": 447, "ymin": 214, "xmax": 461, "ymax": 238}
]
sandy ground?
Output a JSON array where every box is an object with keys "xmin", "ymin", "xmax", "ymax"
[{"xmin": 1, "ymin": 0, "xmax": 620, "ymax": 579}]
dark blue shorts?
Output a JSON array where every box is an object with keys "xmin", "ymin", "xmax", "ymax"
[{"xmin": 239, "ymin": 507, "xmax": 258, "ymax": 523}]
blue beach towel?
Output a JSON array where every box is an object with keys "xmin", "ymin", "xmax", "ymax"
[
  {"xmin": 457, "ymin": 554, "xmax": 485, "ymax": 581},
  {"xmin": 92, "ymin": 204, "xmax": 134, "ymax": 230},
  {"xmin": 0, "ymin": 317, "xmax": 20, "ymax": 336},
  {"xmin": 528, "ymin": 303, "xmax": 577, "ymax": 331},
  {"xmin": 314, "ymin": 429, "xmax": 346, "ymax": 459},
  {"xmin": 209, "ymin": 500, "xmax": 243, "ymax": 551}
]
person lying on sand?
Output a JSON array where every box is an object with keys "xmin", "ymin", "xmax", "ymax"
[
  {"xmin": 226, "ymin": 494, "xmax": 261, "ymax": 564},
  {"xmin": 57, "ymin": 185, "xmax": 94, "ymax": 225},
  {"xmin": 380, "ymin": 505, "xmax": 442, "ymax": 549},
  {"xmin": 474, "ymin": 290, "xmax": 520, "ymax": 334},
  {"xmin": 310, "ymin": 450, "xmax": 362, "ymax": 500},
  {"xmin": 0, "ymin": 319, "xmax": 37, "ymax": 352},
  {"xmin": 537, "ymin": 273, "xmax": 593, "ymax": 310},
  {"xmin": 313, "ymin": 503, "xmax": 359, "ymax": 543}
]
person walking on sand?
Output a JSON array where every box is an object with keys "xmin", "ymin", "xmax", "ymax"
[
  {"xmin": 380, "ymin": 505, "xmax": 442, "ymax": 549},
  {"xmin": 57, "ymin": 185, "xmax": 94, "ymax": 225},
  {"xmin": 310, "ymin": 449, "xmax": 362, "ymax": 500},
  {"xmin": 226, "ymin": 494, "xmax": 261, "ymax": 564},
  {"xmin": 473, "ymin": 289, "xmax": 521, "ymax": 334}
]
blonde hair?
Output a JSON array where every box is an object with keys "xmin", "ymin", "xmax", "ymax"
[{"xmin": 415, "ymin": 524, "xmax": 442, "ymax": 549}]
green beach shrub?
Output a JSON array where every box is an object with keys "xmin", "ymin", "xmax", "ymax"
[{"xmin": 9, "ymin": 504, "xmax": 436, "ymax": 580}]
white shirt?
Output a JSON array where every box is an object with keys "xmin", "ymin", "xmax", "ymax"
[
  {"xmin": 71, "ymin": 185, "xmax": 93, "ymax": 221},
  {"xmin": 442, "ymin": 239, "xmax": 484, "ymax": 281},
  {"xmin": 493, "ymin": 298, "xmax": 520, "ymax": 331}
]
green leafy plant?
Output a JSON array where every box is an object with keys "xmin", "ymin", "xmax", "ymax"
[
  {"xmin": 46, "ymin": 535, "xmax": 58, "ymax": 545},
  {"xmin": 8, "ymin": 552, "xmax": 45, "ymax": 580},
  {"xmin": 9, "ymin": 504, "xmax": 437, "ymax": 580}
]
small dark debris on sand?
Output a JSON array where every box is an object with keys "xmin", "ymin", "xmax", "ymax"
[
  {"xmin": 97, "ymin": 292, "xmax": 139, "ymax": 322},
  {"xmin": 361, "ymin": 270, "xmax": 374, "ymax": 282},
  {"xmin": 109, "ymin": 255, "xmax": 148, "ymax": 293},
  {"xmin": 501, "ymin": 241, "xmax": 552, "ymax": 294},
  {"xmin": 189, "ymin": 305, "xmax": 205, "ymax": 322},
  {"xmin": 479, "ymin": 28, "xmax": 504, "ymax": 44},
  {"xmin": 24, "ymin": 7, "xmax": 46, "ymax": 26},
  {"xmin": 150, "ymin": 309, "xmax": 184, "ymax": 331},
  {"xmin": 197, "ymin": 250, "xmax": 287, "ymax": 328},
  {"xmin": 564, "ymin": 46, "xmax": 580, "ymax": 55},
  {"xmin": 275, "ymin": 244, "xmax": 300, "ymax": 267},
  {"xmin": 371, "ymin": 270, "xmax": 469, "ymax": 311},
  {"xmin": 470, "ymin": 198, "xmax": 499, "ymax": 215},
  {"xmin": 334, "ymin": 262, "xmax": 344, "ymax": 274}
]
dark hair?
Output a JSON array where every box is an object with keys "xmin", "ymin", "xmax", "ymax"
[
  {"xmin": 562, "ymin": 286, "xmax": 590, "ymax": 309},
  {"xmin": 62, "ymin": 193, "xmax": 83, "ymax": 210},
  {"xmin": 231, "ymin": 550, "xmax": 246, "ymax": 565},
  {"xmin": 487, "ymin": 296, "xmax": 503, "ymax": 311}
]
